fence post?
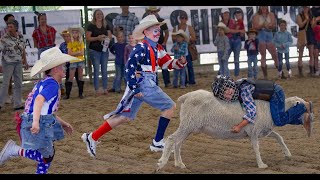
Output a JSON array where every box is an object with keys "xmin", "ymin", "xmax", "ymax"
[{"xmin": 83, "ymin": 6, "xmax": 92, "ymax": 84}]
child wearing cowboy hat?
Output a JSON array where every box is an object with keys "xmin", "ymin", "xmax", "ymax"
[
  {"xmin": 214, "ymin": 22, "xmax": 231, "ymax": 76},
  {"xmin": 81, "ymin": 14, "xmax": 187, "ymax": 158},
  {"xmin": 0, "ymin": 47, "xmax": 77, "ymax": 174},
  {"xmin": 244, "ymin": 29, "xmax": 259, "ymax": 80},
  {"xmin": 65, "ymin": 25, "xmax": 85, "ymax": 99},
  {"xmin": 171, "ymin": 29, "xmax": 189, "ymax": 88}
]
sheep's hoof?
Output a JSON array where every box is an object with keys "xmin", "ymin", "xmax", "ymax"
[
  {"xmin": 157, "ymin": 162, "xmax": 165, "ymax": 171},
  {"xmin": 175, "ymin": 162, "xmax": 186, "ymax": 169},
  {"xmin": 258, "ymin": 163, "xmax": 268, "ymax": 169},
  {"xmin": 285, "ymin": 155, "xmax": 292, "ymax": 161}
]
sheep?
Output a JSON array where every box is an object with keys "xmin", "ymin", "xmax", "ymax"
[{"xmin": 156, "ymin": 89, "xmax": 308, "ymax": 170}]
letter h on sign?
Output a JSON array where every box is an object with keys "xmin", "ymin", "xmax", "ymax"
[{"xmin": 21, "ymin": 16, "xmax": 37, "ymax": 35}]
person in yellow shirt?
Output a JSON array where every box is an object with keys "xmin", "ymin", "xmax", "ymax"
[{"xmin": 65, "ymin": 25, "xmax": 85, "ymax": 99}]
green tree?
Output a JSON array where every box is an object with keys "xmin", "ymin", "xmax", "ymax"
[{"xmin": 0, "ymin": 6, "xmax": 61, "ymax": 13}]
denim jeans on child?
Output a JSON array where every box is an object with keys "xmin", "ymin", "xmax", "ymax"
[
  {"xmin": 217, "ymin": 51, "xmax": 230, "ymax": 76},
  {"xmin": 270, "ymin": 84, "xmax": 307, "ymax": 126},
  {"xmin": 112, "ymin": 64, "xmax": 125, "ymax": 92},
  {"xmin": 173, "ymin": 68, "xmax": 186, "ymax": 87},
  {"xmin": 228, "ymin": 38, "xmax": 242, "ymax": 77},
  {"xmin": 278, "ymin": 52, "xmax": 290, "ymax": 72},
  {"xmin": 89, "ymin": 49, "xmax": 109, "ymax": 91},
  {"xmin": 247, "ymin": 55, "xmax": 258, "ymax": 79}
]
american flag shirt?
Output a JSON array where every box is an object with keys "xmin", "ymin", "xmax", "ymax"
[
  {"xmin": 125, "ymin": 37, "xmax": 186, "ymax": 94},
  {"xmin": 239, "ymin": 82, "xmax": 257, "ymax": 123}
]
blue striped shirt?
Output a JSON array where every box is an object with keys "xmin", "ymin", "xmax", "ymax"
[{"xmin": 239, "ymin": 83, "xmax": 257, "ymax": 123}]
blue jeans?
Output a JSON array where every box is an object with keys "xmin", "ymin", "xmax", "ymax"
[
  {"xmin": 20, "ymin": 113, "xmax": 64, "ymax": 158},
  {"xmin": 228, "ymin": 38, "xmax": 242, "ymax": 76},
  {"xmin": 173, "ymin": 68, "xmax": 186, "ymax": 87},
  {"xmin": 278, "ymin": 52, "xmax": 291, "ymax": 72},
  {"xmin": 160, "ymin": 45, "xmax": 171, "ymax": 86},
  {"xmin": 121, "ymin": 72, "xmax": 175, "ymax": 120},
  {"xmin": 112, "ymin": 64, "xmax": 125, "ymax": 92},
  {"xmin": 257, "ymin": 30, "xmax": 274, "ymax": 43},
  {"xmin": 247, "ymin": 55, "xmax": 258, "ymax": 79},
  {"xmin": 270, "ymin": 84, "xmax": 307, "ymax": 126},
  {"xmin": 89, "ymin": 49, "xmax": 109, "ymax": 91},
  {"xmin": 185, "ymin": 49, "xmax": 196, "ymax": 85},
  {"xmin": 218, "ymin": 51, "xmax": 230, "ymax": 76}
]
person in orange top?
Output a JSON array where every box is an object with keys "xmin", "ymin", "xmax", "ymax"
[{"xmin": 64, "ymin": 26, "xmax": 85, "ymax": 99}]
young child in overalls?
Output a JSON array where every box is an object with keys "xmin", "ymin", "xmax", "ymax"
[
  {"xmin": 0, "ymin": 47, "xmax": 75, "ymax": 174},
  {"xmin": 81, "ymin": 15, "xmax": 187, "ymax": 158}
]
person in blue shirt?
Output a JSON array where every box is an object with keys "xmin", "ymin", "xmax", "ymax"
[
  {"xmin": 0, "ymin": 47, "xmax": 75, "ymax": 174},
  {"xmin": 108, "ymin": 31, "xmax": 127, "ymax": 93},
  {"xmin": 211, "ymin": 75, "xmax": 313, "ymax": 136}
]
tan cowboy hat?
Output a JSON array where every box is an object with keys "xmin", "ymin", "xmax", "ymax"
[
  {"xmin": 68, "ymin": 25, "xmax": 85, "ymax": 36},
  {"xmin": 145, "ymin": 6, "xmax": 161, "ymax": 13},
  {"xmin": 30, "ymin": 47, "xmax": 79, "ymax": 77},
  {"xmin": 59, "ymin": 29, "xmax": 70, "ymax": 37},
  {"xmin": 132, "ymin": 15, "xmax": 165, "ymax": 40},
  {"xmin": 217, "ymin": 22, "xmax": 230, "ymax": 32},
  {"xmin": 172, "ymin": 29, "xmax": 189, "ymax": 42},
  {"xmin": 246, "ymin": 28, "xmax": 258, "ymax": 35}
]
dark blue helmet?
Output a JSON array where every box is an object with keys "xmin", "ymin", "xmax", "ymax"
[{"xmin": 211, "ymin": 75, "xmax": 239, "ymax": 102}]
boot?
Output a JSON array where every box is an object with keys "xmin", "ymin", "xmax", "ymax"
[
  {"xmin": 309, "ymin": 65, "xmax": 315, "ymax": 77},
  {"xmin": 261, "ymin": 66, "xmax": 268, "ymax": 79},
  {"xmin": 78, "ymin": 80, "xmax": 85, "ymax": 99},
  {"xmin": 298, "ymin": 66, "xmax": 303, "ymax": 77},
  {"xmin": 64, "ymin": 81, "xmax": 73, "ymax": 99}
]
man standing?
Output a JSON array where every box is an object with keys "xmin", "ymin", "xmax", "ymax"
[
  {"xmin": 113, "ymin": 6, "xmax": 139, "ymax": 43},
  {"xmin": 144, "ymin": 6, "xmax": 171, "ymax": 87}
]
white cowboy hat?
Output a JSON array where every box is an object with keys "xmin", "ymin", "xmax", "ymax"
[
  {"xmin": 68, "ymin": 25, "xmax": 85, "ymax": 36},
  {"xmin": 217, "ymin": 22, "xmax": 230, "ymax": 32},
  {"xmin": 30, "ymin": 47, "xmax": 79, "ymax": 77},
  {"xmin": 132, "ymin": 15, "xmax": 165, "ymax": 40},
  {"xmin": 145, "ymin": 6, "xmax": 161, "ymax": 13},
  {"xmin": 172, "ymin": 29, "xmax": 189, "ymax": 42}
]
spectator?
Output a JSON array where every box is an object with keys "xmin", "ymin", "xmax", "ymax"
[
  {"xmin": 0, "ymin": 19, "xmax": 29, "ymax": 111},
  {"xmin": 145, "ymin": 6, "xmax": 171, "ymax": 88},
  {"xmin": 59, "ymin": 30, "xmax": 79, "ymax": 95},
  {"xmin": 172, "ymin": 11, "xmax": 197, "ymax": 86},
  {"xmin": 220, "ymin": 8, "xmax": 245, "ymax": 79},
  {"xmin": 273, "ymin": 19, "xmax": 293, "ymax": 79},
  {"xmin": 0, "ymin": 14, "xmax": 16, "ymax": 104},
  {"xmin": 311, "ymin": 6, "xmax": 320, "ymax": 76},
  {"xmin": 244, "ymin": 29, "xmax": 259, "ymax": 80},
  {"xmin": 86, "ymin": 9, "xmax": 112, "ymax": 96},
  {"xmin": 171, "ymin": 30, "xmax": 188, "ymax": 88},
  {"xmin": 296, "ymin": 6, "xmax": 315, "ymax": 77},
  {"xmin": 108, "ymin": 31, "xmax": 127, "ymax": 93},
  {"xmin": 32, "ymin": 12, "xmax": 57, "ymax": 60},
  {"xmin": 234, "ymin": 9, "xmax": 245, "ymax": 41},
  {"xmin": 214, "ymin": 22, "xmax": 230, "ymax": 76},
  {"xmin": 124, "ymin": 33, "xmax": 137, "ymax": 66},
  {"xmin": 113, "ymin": 6, "xmax": 139, "ymax": 43},
  {"xmin": 65, "ymin": 26, "xmax": 86, "ymax": 99},
  {"xmin": 252, "ymin": 6, "xmax": 279, "ymax": 79}
]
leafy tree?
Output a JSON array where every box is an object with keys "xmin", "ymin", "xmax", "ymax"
[{"xmin": 0, "ymin": 6, "xmax": 61, "ymax": 13}]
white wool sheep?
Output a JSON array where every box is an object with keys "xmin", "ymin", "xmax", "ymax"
[{"xmin": 157, "ymin": 89, "xmax": 308, "ymax": 170}]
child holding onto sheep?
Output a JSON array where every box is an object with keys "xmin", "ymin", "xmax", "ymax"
[{"xmin": 212, "ymin": 75, "xmax": 313, "ymax": 137}]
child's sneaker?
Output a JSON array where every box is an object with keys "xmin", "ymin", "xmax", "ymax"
[
  {"xmin": 288, "ymin": 69, "xmax": 292, "ymax": 78},
  {"xmin": 278, "ymin": 71, "xmax": 282, "ymax": 79},
  {"xmin": 81, "ymin": 133, "xmax": 99, "ymax": 157},
  {"xmin": 150, "ymin": 139, "xmax": 165, "ymax": 152},
  {"xmin": 0, "ymin": 140, "xmax": 20, "ymax": 165}
]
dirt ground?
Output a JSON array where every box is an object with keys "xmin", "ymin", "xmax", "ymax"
[{"xmin": 0, "ymin": 64, "xmax": 320, "ymax": 174}]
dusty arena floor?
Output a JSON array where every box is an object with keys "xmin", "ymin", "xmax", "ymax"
[{"xmin": 0, "ymin": 64, "xmax": 320, "ymax": 174}]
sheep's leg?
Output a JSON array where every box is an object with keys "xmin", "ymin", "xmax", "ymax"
[
  {"xmin": 173, "ymin": 131, "xmax": 191, "ymax": 169},
  {"xmin": 268, "ymin": 131, "xmax": 292, "ymax": 160},
  {"xmin": 156, "ymin": 131, "xmax": 177, "ymax": 171},
  {"xmin": 250, "ymin": 136, "xmax": 268, "ymax": 168}
]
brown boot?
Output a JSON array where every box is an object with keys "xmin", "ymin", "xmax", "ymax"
[
  {"xmin": 309, "ymin": 65, "xmax": 315, "ymax": 77},
  {"xmin": 298, "ymin": 66, "xmax": 303, "ymax": 77},
  {"xmin": 261, "ymin": 66, "xmax": 268, "ymax": 79}
]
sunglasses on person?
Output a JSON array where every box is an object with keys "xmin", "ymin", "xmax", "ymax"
[{"xmin": 180, "ymin": 16, "xmax": 188, "ymax": 20}]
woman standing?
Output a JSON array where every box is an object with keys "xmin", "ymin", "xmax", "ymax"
[
  {"xmin": 252, "ymin": 6, "xmax": 279, "ymax": 79},
  {"xmin": 296, "ymin": 6, "xmax": 315, "ymax": 77},
  {"xmin": 86, "ymin": 9, "xmax": 112, "ymax": 96}
]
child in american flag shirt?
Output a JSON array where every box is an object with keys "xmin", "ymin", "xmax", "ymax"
[{"xmin": 82, "ymin": 15, "xmax": 187, "ymax": 157}]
